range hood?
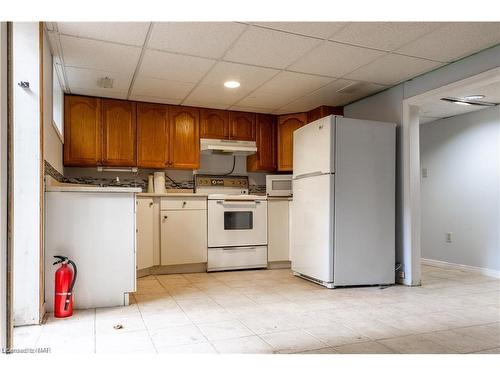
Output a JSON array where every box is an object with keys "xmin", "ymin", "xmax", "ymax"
[{"xmin": 200, "ymin": 138, "xmax": 257, "ymax": 156}]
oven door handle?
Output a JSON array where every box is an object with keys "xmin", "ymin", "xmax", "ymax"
[
  {"xmin": 221, "ymin": 246, "xmax": 257, "ymax": 251},
  {"xmin": 216, "ymin": 200, "xmax": 261, "ymax": 204}
]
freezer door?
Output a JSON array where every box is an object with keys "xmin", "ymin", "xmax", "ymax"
[
  {"xmin": 333, "ymin": 118, "xmax": 396, "ymax": 286},
  {"xmin": 293, "ymin": 116, "xmax": 335, "ymax": 179},
  {"xmin": 291, "ymin": 173, "xmax": 334, "ymax": 283}
]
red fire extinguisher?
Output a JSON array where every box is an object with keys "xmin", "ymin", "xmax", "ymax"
[{"xmin": 53, "ymin": 255, "xmax": 77, "ymax": 318}]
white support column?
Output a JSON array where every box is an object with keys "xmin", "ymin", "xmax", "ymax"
[
  {"xmin": 402, "ymin": 103, "xmax": 422, "ymax": 286},
  {"xmin": 0, "ymin": 22, "xmax": 9, "ymax": 349},
  {"xmin": 12, "ymin": 22, "xmax": 43, "ymax": 326}
]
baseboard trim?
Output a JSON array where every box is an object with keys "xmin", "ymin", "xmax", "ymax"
[
  {"xmin": 137, "ymin": 263, "xmax": 207, "ymax": 278},
  {"xmin": 422, "ymin": 258, "xmax": 500, "ymax": 279},
  {"xmin": 268, "ymin": 261, "xmax": 291, "ymax": 269}
]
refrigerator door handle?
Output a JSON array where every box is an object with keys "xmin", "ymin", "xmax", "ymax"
[{"xmin": 293, "ymin": 171, "xmax": 324, "ymax": 180}]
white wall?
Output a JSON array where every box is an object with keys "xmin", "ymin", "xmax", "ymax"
[
  {"xmin": 345, "ymin": 44, "xmax": 500, "ymax": 285},
  {"xmin": 420, "ymin": 107, "xmax": 500, "ymax": 271},
  {"xmin": 13, "ymin": 22, "xmax": 43, "ymax": 326},
  {"xmin": 0, "ymin": 22, "xmax": 9, "ymax": 349},
  {"xmin": 43, "ymin": 32, "xmax": 63, "ymax": 174}
]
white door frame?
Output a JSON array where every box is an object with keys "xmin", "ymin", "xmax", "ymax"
[{"xmin": 402, "ymin": 66, "xmax": 500, "ymax": 286}]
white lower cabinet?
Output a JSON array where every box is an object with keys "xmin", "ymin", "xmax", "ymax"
[
  {"xmin": 268, "ymin": 198, "xmax": 292, "ymax": 262},
  {"xmin": 136, "ymin": 197, "xmax": 156, "ymax": 270},
  {"xmin": 160, "ymin": 198, "xmax": 207, "ymax": 265}
]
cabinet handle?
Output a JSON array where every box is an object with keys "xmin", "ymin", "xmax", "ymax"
[
  {"xmin": 182, "ymin": 201, "xmax": 186, "ymax": 207},
  {"xmin": 149, "ymin": 202, "xmax": 153, "ymax": 207},
  {"xmin": 163, "ymin": 215, "xmax": 168, "ymax": 220}
]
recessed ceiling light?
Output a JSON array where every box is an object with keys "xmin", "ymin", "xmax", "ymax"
[
  {"xmin": 224, "ymin": 81, "xmax": 240, "ymax": 89},
  {"xmin": 463, "ymin": 95, "xmax": 485, "ymax": 100}
]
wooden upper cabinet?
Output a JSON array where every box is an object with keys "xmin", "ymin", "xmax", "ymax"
[
  {"xmin": 64, "ymin": 95, "xmax": 102, "ymax": 167},
  {"xmin": 168, "ymin": 106, "xmax": 200, "ymax": 169},
  {"xmin": 307, "ymin": 105, "xmax": 343, "ymax": 123},
  {"xmin": 137, "ymin": 103, "xmax": 169, "ymax": 169},
  {"xmin": 229, "ymin": 111, "xmax": 256, "ymax": 141},
  {"xmin": 277, "ymin": 112, "xmax": 307, "ymax": 171},
  {"xmin": 102, "ymin": 99, "xmax": 137, "ymax": 166},
  {"xmin": 200, "ymin": 109, "xmax": 229, "ymax": 139},
  {"xmin": 247, "ymin": 114, "xmax": 276, "ymax": 172}
]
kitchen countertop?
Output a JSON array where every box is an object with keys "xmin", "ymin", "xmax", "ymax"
[
  {"xmin": 45, "ymin": 177, "xmax": 141, "ymax": 193},
  {"xmin": 137, "ymin": 192, "xmax": 208, "ymax": 197}
]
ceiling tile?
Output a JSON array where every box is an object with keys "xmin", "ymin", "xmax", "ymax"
[
  {"xmin": 223, "ymin": 26, "xmax": 321, "ymax": 69},
  {"xmin": 131, "ymin": 76, "xmax": 195, "ymax": 100},
  {"xmin": 57, "ymin": 22, "xmax": 150, "ymax": 46},
  {"xmin": 148, "ymin": 22, "xmax": 247, "ymax": 59},
  {"xmin": 69, "ymin": 88, "xmax": 128, "ymax": 100},
  {"xmin": 330, "ymin": 22, "xmax": 442, "ymax": 51},
  {"xmin": 65, "ymin": 66, "xmax": 132, "ymax": 91},
  {"xmin": 397, "ymin": 22, "xmax": 500, "ymax": 62},
  {"xmin": 345, "ymin": 53, "xmax": 442, "ymax": 85},
  {"xmin": 128, "ymin": 95, "xmax": 182, "ymax": 105},
  {"xmin": 199, "ymin": 62, "xmax": 279, "ymax": 91},
  {"xmin": 236, "ymin": 90, "xmax": 294, "ymax": 110},
  {"xmin": 419, "ymin": 99, "xmax": 485, "ymax": 118},
  {"xmin": 61, "ymin": 35, "xmax": 141, "ymax": 73},
  {"xmin": 253, "ymin": 22, "xmax": 347, "ymax": 39},
  {"xmin": 255, "ymin": 71, "xmax": 334, "ymax": 100},
  {"xmin": 288, "ymin": 41, "xmax": 386, "ymax": 78},
  {"xmin": 448, "ymin": 80, "xmax": 500, "ymax": 104},
  {"xmin": 140, "ymin": 49, "xmax": 215, "ymax": 83},
  {"xmin": 183, "ymin": 84, "xmax": 251, "ymax": 106},
  {"xmin": 229, "ymin": 105, "xmax": 274, "ymax": 114},
  {"xmin": 276, "ymin": 79, "xmax": 387, "ymax": 112}
]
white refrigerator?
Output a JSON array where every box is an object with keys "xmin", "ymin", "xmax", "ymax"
[{"xmin": 291, "ymin": 116, "xmax": 395, "ymax": 288}]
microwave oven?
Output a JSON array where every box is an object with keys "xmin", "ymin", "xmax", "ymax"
[{"xmin": 266, "ymin": 174, "xmax": 293, "ymax": 197}]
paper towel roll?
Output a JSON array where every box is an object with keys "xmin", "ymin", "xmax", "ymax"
[
  {"xmin": 153, "ymin": 172, "xmax": 166, "ymax": 194},
  {"xmin": 147, "ymin": 175, "xmax": 154, "ymax": 193}
]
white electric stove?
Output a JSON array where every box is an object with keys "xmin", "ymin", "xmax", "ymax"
[{"xmin": 195, "ymin": 175, "xmax": 268, "ymax": 272}]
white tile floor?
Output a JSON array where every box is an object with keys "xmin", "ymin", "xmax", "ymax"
[{"xmin": 14, "ymin": 264, "xmax": 500, "ymax": 354}]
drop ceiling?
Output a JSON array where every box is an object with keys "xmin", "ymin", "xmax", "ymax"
[
  {"xmin": 419, "ymin": 80, "xmax": 500, "ymax": 124},
  {"xmin": 46, "ymin": 22, "xmax": 500, "ymax": 114}
]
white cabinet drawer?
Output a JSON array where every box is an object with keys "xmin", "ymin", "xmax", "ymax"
[
  {"xmin": 207, "ymin": 246, "xmax": 267, "ymax": 272},
  {"xmin": 160, "ymin": 197, "xmax": 207, "ymax": 210}
]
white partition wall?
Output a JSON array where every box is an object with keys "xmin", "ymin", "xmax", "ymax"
[
  {"xmin": 12, "ymin": 22, "xmax": 43, "ymax": 326},
  {"xmin": 0, "ymin": 22, "xmax": 9, "ymax": 350}
]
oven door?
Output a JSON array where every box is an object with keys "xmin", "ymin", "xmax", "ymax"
[{"xmin": 208, "ymin": 199, "xmax": 267, "ymax": 248}]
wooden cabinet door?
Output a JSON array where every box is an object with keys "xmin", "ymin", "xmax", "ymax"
[
  {"xmin": 229, "ymin": 111, "xmax": 256, "ymax": 141},
  {"xmin": 277, "ymin": 112, "xmax": 307, "ymax": 171},
  {"xmin": 64, "ymin": 95, "xmax": 102, "ymax": 166},
  {"xmin": 136, "ymin": 197, "xmax": 155, "ymax": 270},
  {"xmin": 161, "ymin": 209, "xmax": 207, "ymax": 265},
  {"xmin": 200, "ymin": 108, "xmax": 229, "ymax": 139},
  {"xmin": 137, "ymin": 103, "xmax": 169, "ymax": 168},
  {"xmin": 102, "ymin": 99, "xmax": 137, "ymax": 166},
  {"xmin": 247, "ymin": 114, "xmax": 276, "ymax": 172},
  {"xmin": 168, "ymin": 106, "xmax": 200, "ymax": 169},
  {"xmin": 307, "ymin": 105, "xmax": 343, "ymax": 123}
]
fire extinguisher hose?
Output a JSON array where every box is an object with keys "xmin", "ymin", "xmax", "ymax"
[{"xmin": 64, "ymin": 259, "xmax": 78, "ymax": 311}]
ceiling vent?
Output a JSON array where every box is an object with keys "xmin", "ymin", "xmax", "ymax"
[
  {"xmin": 98, "ymin": 77, "xmax": 114, "ymax": 89},
  {"xmin": 441, "ymin": 97, "xmax": 498, "ymax": 107}
]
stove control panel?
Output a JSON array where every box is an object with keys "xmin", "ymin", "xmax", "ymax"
[{"xmin": 195, "ymin": 175, "xmax": 249, "ymax": 189}]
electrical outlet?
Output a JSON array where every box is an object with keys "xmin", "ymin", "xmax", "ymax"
[
  {"xmin": 421, "ymin": 168, "xmax": 428, "ymax": 178},
  {"xmin": 445, "ymin": 232, "xmax": 452, "ymax": 243},
  {"xmin": 398, "ymin": 270, "xmax": 405, "ymax": 279}
]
